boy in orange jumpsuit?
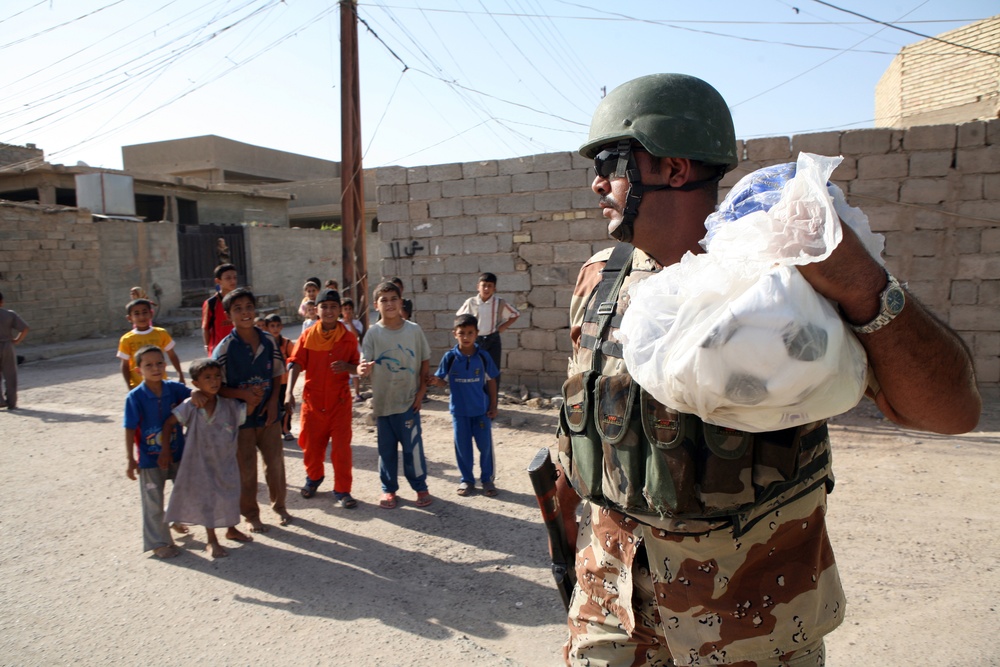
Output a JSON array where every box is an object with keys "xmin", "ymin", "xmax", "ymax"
[{"xmin": 285, "ymin": 289, "xmax": 360, "ymax": 508}]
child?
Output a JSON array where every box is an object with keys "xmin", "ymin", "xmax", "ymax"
[
  {"xmin": 358, "ymin": 282, "xmax": 432, "ymax": 509},
  {"xmin": 254, "ymin": 316, "xmax": 267, "ymax": 331},
  {"xmin": 0, "ymin": 291, "xmax": 29, "ymax": 410},
  {"xmin": 123, "ymin": 345, "xmax": 191, "ymax": 558},
  {"xmin": 301, "ymin": 300, "xmax": 317, "ymax": 333},
  {"xmin": 389, "ymin": 276, "xmax": 414, "ymax": 320},
  {"xmin": 298, "ymin": 279, "xmax": 321, "ymax": 319},
  {"xmin": 324, "ymin": 279, "xmax": 339, "ymax": 291},
  {"xmin": 129, "ymin": 286, "xmax": 148, "ymax": 301},
  {"xmin": 286, "ymin": 289, "xmax": 360, "ymax": 508},
  {"xmin": 429, "ymin": 314, "xmax": 500, "ymax": 497},
  {"xmin": 213, "ymin": 288, "xmax": 292, "ymax": 532},
  {"xmin": 341, "ymin": 298, "xmax": 365, "ymax": 403},
  {"xmin": 264, "ymin": 313, "xmax": 296, "ymax": 441},
  {"xmin": 456, "ymin": 272, "xmax": 520, "ymax": 388},
  {"xmin": 162, "ymin": 358, "xmax": 252, "ymax": 558},
  {"xmin": 202, "ymin": 263, "xmax": 238, "ymax": 356},
  {"xmin": 118, "ymin": 298, "xmax": 185, "ymax": 390}
]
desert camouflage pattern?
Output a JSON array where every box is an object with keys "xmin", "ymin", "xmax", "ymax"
[{"xmin": 560, "ymin": 249, "xmax": 845, "ymax": 664}]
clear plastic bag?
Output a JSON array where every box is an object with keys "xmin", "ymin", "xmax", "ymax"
[{"xmin": 618, "ymin": 153, "xmax": 879, "ymax": 432}]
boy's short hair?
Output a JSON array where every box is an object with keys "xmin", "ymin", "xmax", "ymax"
[
  {"xmin": 264, "ymin": 313, "xmax": 282, "ymax": 324},
  {"xmin": 373, "ymin": 281, "xmax": 401, "ymax": 301},
  {"xmin": 341, "ymin": 298, "xmax": 354, "ymax": 309},
  {"xmin": 222, "ymin": 287, "xmax": 256, "ymax": 313},
  {"xmin": 305, "ymin": 299, "xmax": 317, "ymax": 307},
  {"xmin": 390, "ymin": 276, "xmax": 404, "ymax": 289},
  {"xmin": 324, "ymin": 279, "xmax": 339, "ymax": 289},
  {"xmin": 134, "ymin": 345, "xmax": 164, "ymax": 365},
  {"xmin": 188, "ymin": 357, "xmax": 222, "ymax": 382},
  {"xmin": 454, "ymin": 313, "xmax": 478, "ymax": 330},
  {"xmin": 316, "ymin": 289, "xmax": 340, "ymax": 305},
  {"xmin": 126, "ymin": 298, "xmax": 154, "ymax": 315},
  {"xmin": 214, "ymin": 263, "xmax": 237, "ymax": 280},
  {"xmin": 402, "ymin": 299, "xmax": 413, "ymax": 319},
  {"xmin": 478, "ymin": 272, "xmax": 497, "ymax": 285}
]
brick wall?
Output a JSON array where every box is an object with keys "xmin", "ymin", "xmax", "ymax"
[{"xmin": 375, "ymin": 120, "xmax": 1000, "ymax": 391}]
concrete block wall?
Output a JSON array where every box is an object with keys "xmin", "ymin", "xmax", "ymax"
[
  {"xmin": 244, "ymin": 225, "xmax": 341, "ymax": 319},
  {"xmin": 376, "ymin": 121, "xmax": 1000, "ymax": 391},
  {"xmin": 0, "ymin": 202, "xmax": 118, "ymax": 343}
]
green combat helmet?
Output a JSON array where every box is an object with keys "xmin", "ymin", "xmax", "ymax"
[{"xmin": 580, "ymin": 73, "xmax": 739, "ymax": 242}]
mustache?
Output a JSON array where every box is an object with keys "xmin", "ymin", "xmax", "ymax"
[{"xmin": 599, "ymin": 195, "xmax": 621, "ymax": 212}]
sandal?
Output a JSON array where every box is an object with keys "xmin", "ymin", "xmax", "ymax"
[
  {"xmin": 300, "ymin": 478, "xmax": 322, "ymax": 499},
  {"xmin": 482, "ymin": 481, "xmax": 498, "ymax": 497},
  {"xmin": 334, "ymin": 492, "xmax": 358, "ymax": 509},
  {"xmin": 456, "ymin": 482, "xmax": 473, "ymax": 497},
  {"xmin": 415, "ymin": 491, "xmax": 433, "ymax": 507},
  {"xmin": 379, "ymin": 492, "xmax": 397, "ymax": 509}
]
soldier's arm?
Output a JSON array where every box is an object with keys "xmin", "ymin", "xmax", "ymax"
[{"xmin": 798, "ymin": 225, "xmax": 980, "ymax": 434}]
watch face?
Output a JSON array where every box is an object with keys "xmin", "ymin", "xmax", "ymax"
[{"xmin": 886, "ymin": 286, "xmax": 905, "ymax": 315}]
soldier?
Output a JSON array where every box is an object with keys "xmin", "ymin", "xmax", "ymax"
[{"xmin": 554, "ymin": 73, "xmax": 981, "ymax": 665}]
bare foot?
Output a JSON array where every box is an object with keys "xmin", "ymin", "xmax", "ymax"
[
  {"xmin": 277, "ymin": 510, "xmax": 293, "ymax": 526},
  {"xmin": 247, "ymin": 519, "xmax": 269, "ymax": 534},
  {"xmin": 152, "ymin": 545, "xmax": 180, "ymax": 559},
  {"xmin": 226, "ymin": 527, "xmax": 253, "ymax": 542},
  {"xmin": 170, "ymin": 522, "xmax": 190, "ymax": 534},
  {"xmin": 205, "ymin": 542, "xmax": 229, "ymax": 558}
]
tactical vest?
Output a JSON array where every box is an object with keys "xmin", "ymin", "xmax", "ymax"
[{"xmin": 559, "ymin": 243, "xmax": 832, "ymax": 536}]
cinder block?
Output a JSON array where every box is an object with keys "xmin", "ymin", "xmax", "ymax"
[
  {"xmin": 535, "ymin": 191, "xmax": 572, "ymax": 211},
  {"xmin": 745, "ymin": 137, "xmax": 791, "ymax": 162},
  {"xmin": 408, "ymin": 220, "xmax": 442, "ymax": 238},
  {"xmin": 841, "ymin": 128, "xmax": 892, "ymax": 155},
  {"xmin": 572, "ymin": 188, "xmax": 598, "ymax": 210},
  {"xmin": 958, "ymin": 121, "xmax": 986, "ymax": 148},
  {"xmin": 496, "ymin": 271, "xmax": 531, "ymax": 292},
  {"xmin": 956, "ymin": 145, "xmax": 1000, "ymax": 174},
  {"xmin": 496, "ymin": 232, "xmax": 514, "ymax": 253},
  {"xmin": 478, "ymin": 255, "xmax": 515, "ymax": 274},
  {"xmin": 858, "ymin": 153, "xmax": 909, "ymax": 179},
  {"xmin": 441, "ymin": 217, "xmax": 478, "ymax": 237},
  {"xmin": 498, "ymin": 194, "xmax": 536, "ymax": 214},
  {"xmin": 849, "ymin": 179, "xmax": 900, "ymax": 202},
  {"xmin": 791, "ymin": 131, "xmax": 842, "ymax": 157},
  {"xmin": 899, "ymin": 178, "xmax": 948, "ymax": 204},
  {"xmin": 427, "ymin": 163, "xmax": 463, "ymax": 181},
  {"xmin": 518, "ymin": 243, "xmax": 553, "ymax": 264},
  {"xmin": 553, "ymin": 242, "xmax": 595, "ymax": 264},
  {"xmin": 444, "ymin": 255, "xmax": 480, "ymax": 274},
  {"xmin": 406, "ymin": 166, "xmax": 428, "ymax": 184},
  {"xmin": 529, "ymin": 219, "xmax": 569, "ymax": 243},
  {"xmin": 956, "ymin": 255, "xmax": 1000, "ymax": 280},
  {"xmin": 409, "ymin": 181, "xmax": 441, "ymax": 201},
  {"xmin": 463, "ymin": 161, "xmax": 498, "ymax": 179},
  {"xmin": 407, "ymin": 202, "xmax": 429, "ymax": 220},
  {"xmin": 531, "ymin": 263, "xmax": 572, "ymax": 286},
  {"xmin": 884, "ymin": 229, "xmax": 945, "ymax": 257},
  {"xmin": 975, "ymin": 330, "xmax": 999, "ymax": 355},
  {"xmin": 534, "ymin": 152, "xmax": 572, "ymax": 171},
  {"xmin": 972, "ymin": 357, "xmax": 999, "ymax": 384},
  {"xmin": 531, "ymin": 307, "xmax": 569, "ymax": 330},
  {"xmin": 376, "ymin": 203, "xmax": 409, "ymax": 222},
  {"xmin": 985, "ymin": 173, "xmax": 1000, "ymax": 200},
  {"xmin": 549, "ymin": 169, "xmax": 589, "ymax": 190},
  {"xmin": 426, "ymin": 236, "xmax": 463, "ymax": 256},
  {"xmin": 428, "ymin": 198, "xmax": 463, "ymax": 218},
  {"xmin": 904, "ymin": 125, "xmax": 957, "ymax": 151},
  {"xmin": 476, "ymin": 176, "xmax": 511, "ymax": 196},
  {"xmin": 442, "ymin": 178, "xmax": 476, "ymax": 198},
  {"xmin": 463, "ymin": 235, "xmax": 498, "ymax": 254},
  {"xmin": 499, "ymin": 156, "xmax": 535, "ymax": 175},
  {"xmin": 950, "ymin": 305, "xmax": 1000, "ymax": 331},
  {"xmin": 527, "ymin": 285, "xmax": 556, "ymax": 308},
  {"xmin": 982, "ymin": 228, "xmax": 1000, "ymax": 253},
  {"xmin": 979, "ymin": 280, "xmax": 1000, "ymax": 305},
  {"xmin": 909, "ymin": 150, "xmax": 953, "ymax": 177},
  {"xmin": 377, "ymin": 166, "xmax": 407, "ymax": 186},
  {"xmin": 957, "ymin": 174, "xmax": 984, "ymax": 200},
  {"xmin": 520, "ymin": 329, "xmax": 556, "ymax": 351},
  {"xmin": 376, "ymin": 186, "xmax": 397, "ymax": 205},
  {"xmin": 507, "ymin": 349, "xmax": 545, "ymax": 371},
  {"xmin": 476, "ymin": 215, "xmax": 512, "ymax": 233},
  {"xmin": 464, "ymin": 197, "xmax": 499, "ymax": 216},
  {"xmin": 950, "ymin": 280, "xmax": 978, "ymax": 305},
  {"xmin": 410, "ymin": 257, "xmax": 446, "ymax": 275},
  {"xmin": 512, "ymin": 172, "xmax": 548, "ymax": 192}
]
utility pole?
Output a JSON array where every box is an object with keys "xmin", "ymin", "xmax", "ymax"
[{"xmin": 340, "ymin": 0, "xmax": 368, "ymax": 329}]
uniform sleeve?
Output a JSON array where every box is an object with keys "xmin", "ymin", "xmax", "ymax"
[
  {"xmin": 158, "ymin": 330, "xmax": 176, "ymax": 353},
  {"xmin": 211, "ymin": 338, "xmax": 230, "ymax": 385},
  {"xmin": 287, "ymin": 336, "xmax": 306, "ymax": 368},
  {"xmin": 117, "ymin": 334, "xmax": 131, "ymax": 361},
  {"xmin": 172, "ymin": 399, "xmax": 195, "ymax": 427},
  {"xmin": 483, "ymin": 353, "xmax": 500, "ymax": 380},
  {"xmin": 434, "ymin": 352, "xmax": 451, "ymax": 379}
]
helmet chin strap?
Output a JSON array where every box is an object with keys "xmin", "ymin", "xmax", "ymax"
[{"xmin": 610, "ymin": 139, "xmax": 724, "ymax": 243}]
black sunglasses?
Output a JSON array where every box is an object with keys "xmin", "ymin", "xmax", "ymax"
[{"xmin": 593, "ymin": 145, "xmax": 643, "ymax": 179}]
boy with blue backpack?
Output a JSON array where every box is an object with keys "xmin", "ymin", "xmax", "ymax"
[{"xmin": 429, "ymin": 314, "xmax": 500, "ymax": 497}]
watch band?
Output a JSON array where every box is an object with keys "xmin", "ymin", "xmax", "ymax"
[{"xmin": 850, "ymin": 272, "xmax": 906, "ymax": 335}]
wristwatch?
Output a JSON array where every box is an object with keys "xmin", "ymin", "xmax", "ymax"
[{"xmin": 850, "ymin": 271, "xmax": 906, "ymax": 335}]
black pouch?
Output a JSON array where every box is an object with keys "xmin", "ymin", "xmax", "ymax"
[
  {"xmin": 640, "ymin": 389, "xmax": 701, "ymax": 516},
  {"xmin": 560, "ymin": 371, "xmax": 603, "ymax": 501},
  {"xmin": 698, "ymin": 423, "xmax": 755, "ymax": 513},
  {"xmin": 593, "ymin": 372, "xmax": 644, "ymax": 510}
]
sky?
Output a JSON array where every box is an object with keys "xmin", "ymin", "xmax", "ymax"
[{"xmin": 0, "ymin": 0, "xmax": 996, "ymax": 171}]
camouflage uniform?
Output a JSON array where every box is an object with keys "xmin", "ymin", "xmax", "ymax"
[{"xmin": 558, "ymin": 247, "xmax": 844, "ymax": 666}]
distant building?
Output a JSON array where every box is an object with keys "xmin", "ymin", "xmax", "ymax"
[
  {"xmin": 122, "ymin": 135, "xmax": 377, "ymax": 230},
  {"xmin": 876, "ymin": 15, "xmax": 1000, "ymax": 128}
]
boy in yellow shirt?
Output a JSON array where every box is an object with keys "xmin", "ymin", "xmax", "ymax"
[{"xmin": 117, "ymin": 299, "xmax": 185, "ymax": 390}]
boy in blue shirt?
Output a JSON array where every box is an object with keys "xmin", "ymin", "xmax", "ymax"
[
  {"xmin": 213, "ymin": 287, "xmax": 292, "ymax": 533},
  {"xmin": 123, "ymin": 345, "xmax": 192, "ymax": 558},
  {"xmin": 429, "ymin": 314, "xmax": 500, "ymax": 497}
]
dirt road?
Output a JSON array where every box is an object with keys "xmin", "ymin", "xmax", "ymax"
[{"xmin": 1, "ymin": 333, "xmax": 997, "ymax": 665}]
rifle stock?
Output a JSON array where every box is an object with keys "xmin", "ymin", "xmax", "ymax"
[{"xmin": 527, "ymin": 447, "xmax": 577, "ymax": 611}]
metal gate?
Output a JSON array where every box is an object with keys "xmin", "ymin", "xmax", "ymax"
[{"xmin": 177, "ymin": 224, "xmax": 248, "ymax": 293}]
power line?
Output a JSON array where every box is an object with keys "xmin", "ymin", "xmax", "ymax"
[{"xmin": 810, "ymin": 0, "xmax": 1000, "ymax": 57}]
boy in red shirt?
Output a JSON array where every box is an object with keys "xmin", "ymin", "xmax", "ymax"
[
  {"xmin": 201, "ymin": 264, "xmax": 238, "ymax": 355},
  {"xmin": 286, "ymin": 289, "xmax": 360, "ymax": 508}
]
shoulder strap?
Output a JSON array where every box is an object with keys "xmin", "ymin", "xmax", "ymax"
[{"xmin": 578, "ymin": 243, "xmax": 634, "ymax": 364}]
